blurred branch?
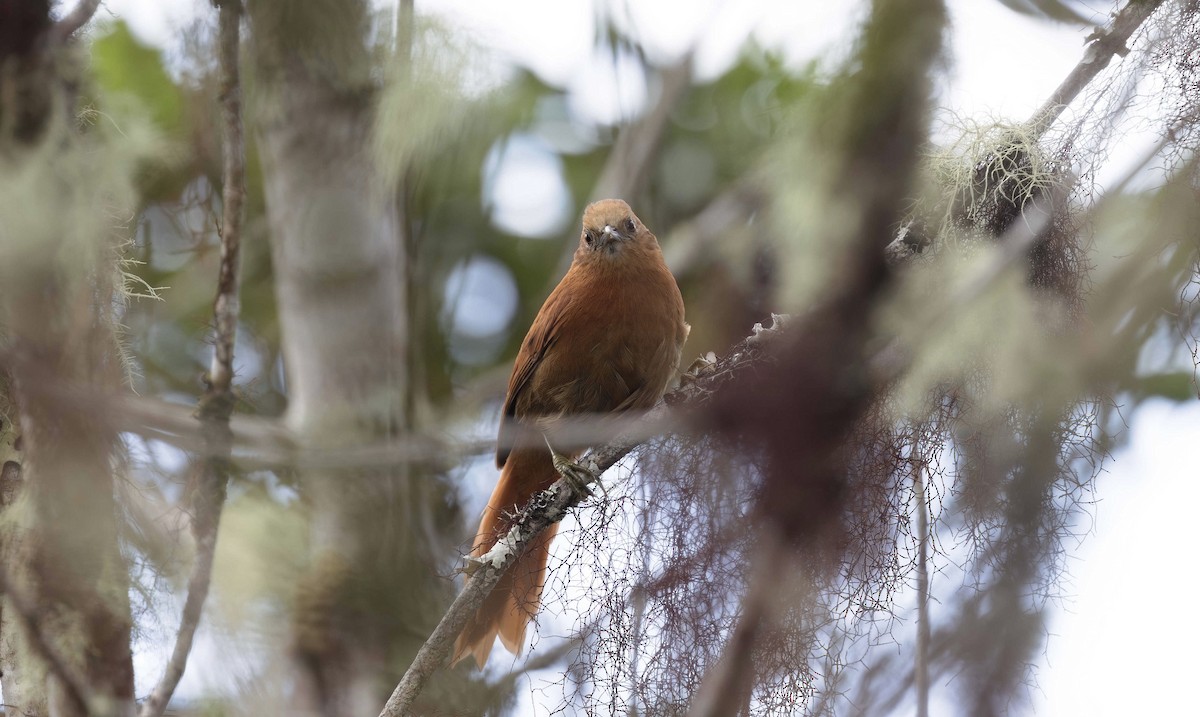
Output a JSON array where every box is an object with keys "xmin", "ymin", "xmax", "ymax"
[
  {"xmin": 662, "ymin": 176, "xmax": 767, "ymax": 277},
  {"xmin": 106, "ymin": 393, "xmax": 293, "ymax": 454},
  {"xmin": 551, "ymin": 55, "xmax": 695, "ymax": 281},
  {"xmin": 1, "ymin": 1, "xmax": 136, "ymax": 709},
  {"xmin": 994, "ymin": 0, "xmax": 1094, "ymax": 23},
  {"xmin": 590, "ymin": 55, "xmax": 693, "ymax": 202},
  {"xmin": 475, "ymin": 633, "xmax": 585, "ymax": 712},
  {"xmin": 688, "ymin": 0, "xmax": 949, "ymax": 708},
  {"xmin": 396, "ymin": 0, "xmax": 413, "ymax": 61},
  {"xmin": 139, "ymin": 2, "xmax": 245, "ymax": 715},
  {"xmin": 8, "ymin": 379, "xmax": 496, "ymax": 470},
  {"xmin": 47, "ymin": 0, "xmax": 101, "ymax": 45},
  {"xmin": 377, "ymin": 318, "xmax": 788, "ymax": 717},
  {"xmin": 25, "ymin": 373, "xmax": 697, "ymax": 472}
]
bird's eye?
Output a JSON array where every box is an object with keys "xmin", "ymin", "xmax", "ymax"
[
  {"xmin": 624, "ymin": 219, "xmax": 636, "ymax": 233},
  {"xmin": 584, "ymin": 231, "xmax": 594, "ymax": 246}
]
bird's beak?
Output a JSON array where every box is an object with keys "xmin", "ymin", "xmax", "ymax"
[{"xmin": 602, "ymin": 225, "xmax": 620, "ymax": 243}]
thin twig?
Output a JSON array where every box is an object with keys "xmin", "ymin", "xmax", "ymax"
[
  {"xmin": 913, "ymin": 456, "xmax": 930, "ymax": 717},
  {"xmin": 138, "ymin": 2, "xmax": 244, "ymax": 715},
  {"xmin": 206, "ymin": 3, "xmax": 247, "ymax": 398}
]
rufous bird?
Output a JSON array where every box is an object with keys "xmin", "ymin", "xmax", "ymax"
[{"xmin": 452, "ymin": 199, "xmax": 688, "ymax": 668}]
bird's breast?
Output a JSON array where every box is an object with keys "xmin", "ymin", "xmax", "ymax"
[{"xmin": 526, "ymin": 261, "xmax": 684, "ymax": 418}]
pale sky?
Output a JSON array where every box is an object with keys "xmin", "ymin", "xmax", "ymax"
[{"xmin": 88, "ymin": 0, "xmax": 1200, "ymax": 713}]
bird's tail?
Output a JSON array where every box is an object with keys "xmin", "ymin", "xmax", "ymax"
[{"xmin": 452, "ymin": 447, "xmax": 561, "ymax": 669}]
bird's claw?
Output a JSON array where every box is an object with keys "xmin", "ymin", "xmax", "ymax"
[
  {"xmin": 552, "ymin": 453, "xmax": 596, "ymax": 498},
  {"xmin": 544, "ymin": 436, "xmax": 601, "ymax": 498}
]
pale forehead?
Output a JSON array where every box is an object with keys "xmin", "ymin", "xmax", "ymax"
[{"xmin": 582, "ymin": 199, "xmax": 635, "ymax": 228}]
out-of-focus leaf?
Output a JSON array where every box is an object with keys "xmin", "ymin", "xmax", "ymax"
[
  {"xmin": 212, "ymin": 488, "xmax": 308, "ymax": 626},
  {"xmin": 91, "ymin": 21, "xmax": 185, "ymax": 137},
  {"xmin": 88, "ymin": 21, "xmax": 195, "ymax": 202},
  {"xmin": 1133, "ymin": 371, "xmax": 1198, "ymax": 401},
  {"xmin": 374, "ymin": 21, "xmax": 506, "ymax": 192}
]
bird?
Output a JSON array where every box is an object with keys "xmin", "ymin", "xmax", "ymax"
[{"xmin": 452, "ymin": 199, "xmax": 688, "ymax": 668}]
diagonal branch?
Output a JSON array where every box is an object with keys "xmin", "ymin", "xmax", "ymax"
[
  {"xmin": 1026, "ymin": 0, "xmax": 1165, "ymax": 139},
  {"xmin": 376, "ymin": 318, "xmax": 785, "ymax": 717},
  {"xmin": 138, "ymin": 2, "xmax": 245, "ymax": 715}
]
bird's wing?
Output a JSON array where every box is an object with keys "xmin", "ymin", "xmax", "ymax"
[
  {"xmin": 611, "ymin": 335, "xmax": 683, "ymax": 413},
  {"xmin": 496, "ymin": 289, "xmax": 568, "ymax": 468}
]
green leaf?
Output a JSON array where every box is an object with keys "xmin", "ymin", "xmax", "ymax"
[
  {"xmin": 90, "ymin": 21, "xmax": 185, "ymax": 138},
  {"xmin": 1135, "ymin": 371, "xmax": 1197, "ymax": 401}
]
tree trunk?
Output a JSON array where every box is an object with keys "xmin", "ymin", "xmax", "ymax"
[
  {"xmin": 0, "ymin": 5, "xmax": 136, "ymax": 714},
  {"xmin": 246, "ymin": 2, "xmax": 470, "ymax": 713}
]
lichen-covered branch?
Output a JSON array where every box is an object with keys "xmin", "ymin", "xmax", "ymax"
[
  {"xmin": 377, "ymin": 318, "xmax": 786, "ymax": 717},
  {"xmin": 138, "ymin": 2, "xmax": 245, "ymax": 715},
  {"xmin": 1026, "ymin": 0, "xmax": 1165, "ymax": 139},
  {"xmin": 884, "ymin": 0, "xmax": 1165, "ymax": 265}
]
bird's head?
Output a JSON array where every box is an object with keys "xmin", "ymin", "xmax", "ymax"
[{"xmin": 578, "ymin": 199, "xmax": 657, "ymax": 256}]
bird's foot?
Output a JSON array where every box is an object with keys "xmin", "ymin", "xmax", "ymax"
[
  {"xmin": 544, "ymin": 436, "xmax": 601, "ymax": 498},
  {"xmin": 552, "ymin": 453, "xmax": 597, "ymax": 498}
]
